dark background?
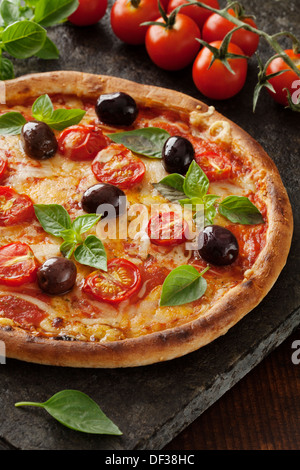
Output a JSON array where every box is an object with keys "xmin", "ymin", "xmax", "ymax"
[{"xmin": 0, "ymin": 0, "xmax": 299, "ymax": 450}]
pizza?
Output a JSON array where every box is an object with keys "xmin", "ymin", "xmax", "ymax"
[{"xmin": 0, "ymin": 71, "xmax": 293, "ymax": 368}]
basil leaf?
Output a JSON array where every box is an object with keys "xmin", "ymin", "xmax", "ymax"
[
  {"xmin": 45, "ymin": 108, "xmax": 86, "ymax": 131},
  {"xmin": 74, "ymin": 235, "xmax": 107, "ymax": 271},
  {"xmin": 0, "ymin": 56, "xmax": 14, "ymax": 80},
  {"xmin": 60, "ymin": 241, "xmax": 77, "ymax": 259},
  {"xmin": 72, "ymin": 214, "xmax": 101, "ymax": 235},
  {"xmin": 34, "ymin": 204, "xmax": 72, "ymax": 237},
  {"xmin": 34, "ymin": 0, "xmax": 79, "ymax": 27},
  {"xmin": 160, "ymin": 265, "xmax": 209, "ymax": 307},
  {"xmin": 183, "ymin": 160, "xmax": 209, "ymax": 199},
  {"xmin": 159, "ymin": 173, "xmax": 185, "ymax": 193},
  {"xmin": 152, "ymin": 183, "xmax": 186, "ymax": 203},
  {"xmin": 0, "ymin": 111, "xmax": 26, "ymax": 135},
  {"xmin": 107, "ymin": 127, "xmax": 170, "ymax": 159},
  {"xmin": 0, "ymin": 0, "xmax": 20, "ymax": 26},
  {"xmin": 2, "ymin": 20, "xmax": 47, "ymax": 59},
  {"xmin": 218, "ymin": 196, "xmax": 264, "ymax": 225},
  {"xmin": 203, "ymin": 194, "xmax": 220, "ymax": 226},
  {"xmin": 15, "ymin": 390, "xmax": 122, "ymax": 435},
  {"xmin": 35, "ymin": 36, "xmax": 60, "ymax": 59},
  {"xmin": 32, "ymin": 94, "xmax": 54, "ymax": 122},
  {"xmin": 59, "ymin": 228, "xmax": 82, "ymax": 244}
]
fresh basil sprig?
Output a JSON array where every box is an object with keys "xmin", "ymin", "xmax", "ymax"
[
  {"xmin": 0, "ymin": 0, "xmax": 79, "ymax": 80},
  {"xmin": 154, "ymin": 160, "xmax": 264, "ymax": 226},
  {"xmin": 107, "ymin": 127, "xmax": 170, "ymax": 159},
  {"xmin": 15, "ymin": 390, "xmax": 122, "ymax": 435},
  {"xmin": 34, "ymin": 204, "xmax": 107, "ymax": 271},
  {"xmin": 154, "ymin": 161, "xmax": 219, "ymax": 226},
  {"xmin": 0, "ymin": 94, "xmax": 86, "ymax": 135},
  {"xmin": 160, "ymin": 265, "xmax": 209, "ymax": 307}
]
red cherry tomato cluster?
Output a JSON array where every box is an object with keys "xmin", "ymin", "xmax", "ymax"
[{"xmin": 67, "ymin": 1, "xmax": 300, "ymax": 104}]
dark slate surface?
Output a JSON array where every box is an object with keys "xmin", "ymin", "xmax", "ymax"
[{"xmin": 0, "ymin": 0, "xmax": 299, "ymax": 450}]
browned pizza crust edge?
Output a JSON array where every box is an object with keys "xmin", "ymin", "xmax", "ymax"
[{"xmin": 0, "ymin": 71, "xmax": 293, "ymax": 368}]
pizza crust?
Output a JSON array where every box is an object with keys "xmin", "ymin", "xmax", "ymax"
[{"xmin": 0, "ymin": 71, "xmax": 293, "ymax": 368}]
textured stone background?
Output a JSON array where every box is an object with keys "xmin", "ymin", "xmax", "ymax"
[{"xmin": 0, "ymin": 0, "xmax": 299, "ymax": 450}]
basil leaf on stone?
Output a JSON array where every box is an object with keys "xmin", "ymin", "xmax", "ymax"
[
  {"xmin": 107, "ymin": 127, "xmax": 170, "ymax": 159},
  {"xmin": 35, "ymin": 36, "xmax": 60, "ymax": 60},
  {"xmin": 160, "ymin": 265, "xmax": 209, "ymax": 307},
  {"xmin": 34, "ymin": 204, "xmax": 72, "ymax": 237},
  {"xmin": 2, "ymin": 20, "xmax": 47, "ymax": 59},
  {"xmin": 183, "ymin": 160, "xmax": 209, "ymax": 199},
  {"xmin": 0, "ymin": 56, "xmax": 15, "ymax": 80},
  {"xmin": 45, "ymin": 108, "xmax": 86, "ymax": 131},
  {"xmin": 74, "ymin": 235, "xmax": 107, "ymax": 271},
  {"xmin": 218, "ymin": 196, "xmax": 264, "ymax": 225},
  {"xmin": 15, "ymin": 390, "xmax": 122, "ymax": 435},
  {"xmin": 32, "ymin": 94, "xmax": 54, "ymax": 122},
  {"xmin": 34, "ymin": 0, "xmax": 79, "ymax": 27},
  {"xmin": 0, "ymin": 0, "xmax": 20, "ymax": 26},
  {"xmin": 0, "ymin": 112, "xmax": 26, "ymax": 135}
]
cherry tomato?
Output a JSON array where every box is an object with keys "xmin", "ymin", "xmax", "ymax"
[
  {"xmin": 192, "ymin": 40, "xmax": 248, "ymax": 100},
  {"xmin": 160, "ymin": 0, "xmax": 169, "ymax": 10},
  {"xmin": 147, "ymin": 211, "xmax": 189, "ymax": 246},
  {"xmin": 68, "ymin": 0, "xmax": 108, "ymax": 26},
  {"xmin": 145, "ymin": 14, "xmax": 201, "ymax": 71},
  {"xmin": 0, "ymin": 151, "xmax": 8, "ymax": 181},
  {"xmin": 0, "ymin": 186, "xmax": 35, "ymax": 226},
  {"xmin": 110, "ymin": 0, "xmax": 160, "ymax": 45},
  {"xmin": 0, "ymin": 295, "xmax": 46, "ymax": 327},
  {"xmin": 167, "ymin": 0, "xmax": 219, "ymax": 29},
  {"xmin": 83, "ymin": 258, "xmax": 142, "ymax": 304},
  {"xmin": 194, "ymin": 148, "xmax": 231, "ymax": 181},
  {"xmin": 0, "ymin": 242, "xmax": 38, "ymax": 287},
  {"xmin": 58, "ymin": 125, "xmax": 110, "ymax": 161},
  {"xmin": 92, "ymin": 146, "xmax": 145, "ymax": 189},
  {"xmin": 202, "ymin": 8, "xmax": 259, "ymax": 57},
  {"xmin": 266, "ymin": 49, "xmax": 300, "ymax": 106}
]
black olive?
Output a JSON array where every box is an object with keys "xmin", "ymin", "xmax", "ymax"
[
  {"xmin": 37, "ymin": 257, "xmax": 77, "ymax": 295},
  {"xmin": 81, "ymin": 183, "xmax": 126, "ymax": 219},
  {"xmin": 21, "ymin": 121, "xmax": 58, "ymax": 160},
  {"xmin": 198, "ymin": 225, "xmax": 239, "ymax": 266},
  {"xmin": 162, "ymin": 136, "xmax": 195, "ymax": 175},
  {"xmin": 95, "ymin": 92, "xmax": 138, "ymax": 126}
]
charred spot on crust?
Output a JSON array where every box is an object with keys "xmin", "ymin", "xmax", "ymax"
[{"xmin": 54, "ymin": 334, "xmax": 77, "ymax": 342}]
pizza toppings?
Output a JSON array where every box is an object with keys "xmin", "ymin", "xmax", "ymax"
[
  {"xmin": 0, "ymin": 242, "xmax": 38, "ymax": 286},
  {"xmin": 58, "ymin": 125, "xmax": 110, "ymax": 161},
  {"xmin": 162, "ymin": 136, "xmax": 195, "ymax": 175},
  {"xmin": 92, "ymin": 147, "xmax": 146, "ymax": 189},
  {"xmin": 0, "ymin": 295, "xmax": 47, "ymax": 327},
  {"xmin": 37, "ymin": 257, "xmax": 77, "ymax": 295},
  {"xmin": 81, "ymin": 183, "xmax": 126, "ymax": 220},
  {"xmin": 197, "ymin": 225, "xmax": 239, "ymax": 266},
  {"xmin": 0, "ymin": 186, "xmax": 35, "ymax": 226},
  {"xmin": 95, "ymin": 92, "xmax": 138, "ymax": 126},
  {"xmin": 21, "ymin": 121, "xmax": 58, "ymax": 160},
  {"xmin": 147, "ymin": 211, "xmax": 189, "ymax": 247},
  {"xmin": 83, "ymin": 258, "xmax": 142, "ymax": 304},
  {"xmin": 0, "ymin": 152, "xmax": 8, "ymax": 181}
]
